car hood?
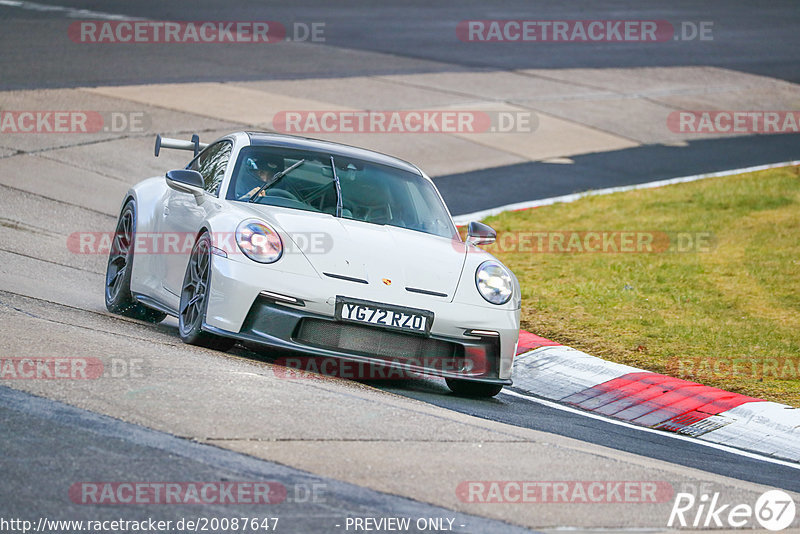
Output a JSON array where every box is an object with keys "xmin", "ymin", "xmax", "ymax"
[{"xmin": 240, "ymin": 205, "xmax": 468, "ymax": 298}]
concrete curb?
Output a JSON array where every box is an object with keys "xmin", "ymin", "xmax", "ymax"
[{"xmin": 511, "ymin": 331, "xmax": 800, "ymax": 463}]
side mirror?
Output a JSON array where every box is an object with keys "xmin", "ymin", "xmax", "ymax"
[
  {"xmin": 166, "ymin": 169, "xmax": 205, "ymax": 201},
  {"xmin": 466, "ymin": 221, "xmax": 496, "ymax": 246}
]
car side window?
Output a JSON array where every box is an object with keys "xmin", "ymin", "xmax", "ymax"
[{"xmin": 190, "ymin": 141, "xmax": 232, "ymax": 196}]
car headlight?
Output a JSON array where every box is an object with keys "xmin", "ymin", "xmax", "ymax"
[
  {"xmin": 475, "ymin": 260, "xmax": 513, "ymax": 305},
  {"xmin": 236, "ymin": 219, "xmax": 282, "ymax": 263}
]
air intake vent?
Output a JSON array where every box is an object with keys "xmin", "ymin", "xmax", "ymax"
[
  {"xmin": 405, "ymin": 287, "xmax": 448, "ymax": 298},
  {"xmin": 295, "ymin": 319, "xmax": 457, "ymax": 361},
  {"xmin": 323, "ymin": 272, "xmax": 368, "ymax": 284}
]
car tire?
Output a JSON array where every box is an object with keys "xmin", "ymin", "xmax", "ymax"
[
  {"xmin": 445, "ymin": 378, "xmax": 504, "ymax": 398},
  {"xmin": 105, "ymin": 200, "xmax": 167, "ymax": 323},
  {"xmin": 178, "ymin": 232, "xmax": 236, "ymax": 352}
]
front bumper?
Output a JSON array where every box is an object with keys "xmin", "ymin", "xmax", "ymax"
[
  {"xmin": 203, "ymin": 295, "xmax": 512, "ymax": 384},
  {"xmin": 205, "ymin": 255, "xmax": 518, "ymax": 383}
]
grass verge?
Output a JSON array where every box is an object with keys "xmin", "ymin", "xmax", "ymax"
[{"xmin": 482, "ymin": 165, "xmax": 800, "ymax": 407}]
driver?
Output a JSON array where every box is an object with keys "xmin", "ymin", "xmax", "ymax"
[{"xmin": 236, "ymin": 154, "xmax": 284, "ymax": 200}]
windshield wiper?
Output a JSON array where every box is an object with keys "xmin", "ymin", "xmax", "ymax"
[
  {"xmin": 248, "ymin": 159, "xmax": 305, "ymax": 203},
  {"xmin": 329, "ymin": 156, "xmax": 343, "ymax": 217}
]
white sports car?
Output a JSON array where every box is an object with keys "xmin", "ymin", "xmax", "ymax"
[{"xmin": 105, "ymin": 132, "xmax": 520, "ymax": 397}]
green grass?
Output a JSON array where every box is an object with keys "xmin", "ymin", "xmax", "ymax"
[{"xmin": 481, "ymin": 165, "xmax": 800, "ymax": 407}]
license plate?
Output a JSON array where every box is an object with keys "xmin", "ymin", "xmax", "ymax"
[{"xmin": 335, "ymin": 297, "xmax": 433, "ymax": 335}]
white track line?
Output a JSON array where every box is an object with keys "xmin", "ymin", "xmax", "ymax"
[
  {"xmin": 452, "ymin": 159, "xmax": 800, "ymax": 224},
  {"xmin": 0, "ymin": 0, "xmax": 140, "ymax": 20},
  {"xmin": 501, "ymin": 389, "xmax": 800, "ymax": 470}
]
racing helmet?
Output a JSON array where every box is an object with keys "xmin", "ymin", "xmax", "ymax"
[{"xmin": 245, "ymin": 154, "xmax": 284, "ymax": 177}]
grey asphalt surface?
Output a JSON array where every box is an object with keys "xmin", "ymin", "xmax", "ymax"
[
  {"xmin": 1, "ymin": 0, "xmax": 797, "ymax": 215},
  {"xmin": 371, "ymin": 379, "xmax": 800, "ymax": 494},
  {"xmin": 2, "ymin": 1, "xmax": 800, "ymax": 531},
  {"xmin": 440, "ymin": 132, "xmax": 800, "ymax": 215},
  {"xmin": 1, "ymin": 1, "xmax": 799, "ymax": 88},
  {"xmin": 0, "ymin": 385, "xmax": 537, "ymax": 534}
]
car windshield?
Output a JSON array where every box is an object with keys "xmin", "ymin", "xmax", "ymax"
[{"xmin": 227, "ymin": 146, "xmax": 458, "ymax": 239}]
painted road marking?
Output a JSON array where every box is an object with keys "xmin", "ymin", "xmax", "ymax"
[
  {"xmin": 501, "ymin": 388, "xmax": 800, "ymax": 471},
  {"xmin": 562, "ymin": 371, "xmax": 761, "ymax": 430},
  {"xmin": 0, "ymin": 0, "xmax": 140, "ymax": 20}
]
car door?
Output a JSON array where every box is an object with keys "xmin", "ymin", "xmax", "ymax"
[{"xmin": 160, "ymin": 140, "xmax": 232, "ymax": 302}]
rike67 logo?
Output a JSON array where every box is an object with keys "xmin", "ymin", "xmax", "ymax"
[{"xmin": 668, "ymin": 489, "xmax": 796, "ymax": 531}]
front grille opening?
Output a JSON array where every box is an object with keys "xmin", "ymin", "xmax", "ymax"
[{"xmin": 295, "ymin": 318, "xmax": 458, "ymax": 361}]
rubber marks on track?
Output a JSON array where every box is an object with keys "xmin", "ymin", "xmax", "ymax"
[{"xmin": 561, "ymin": 371, "xmax": 761, "ymax": 435}]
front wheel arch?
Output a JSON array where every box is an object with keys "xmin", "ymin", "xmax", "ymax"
[{"xmin": 178, "ymin": 230, "xmax": 236, "ymax": 352}]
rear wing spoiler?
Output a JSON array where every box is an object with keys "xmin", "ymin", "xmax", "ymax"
[{"xmin": 154, "ymin": 134, "xmax": 208, "ymax": 157}]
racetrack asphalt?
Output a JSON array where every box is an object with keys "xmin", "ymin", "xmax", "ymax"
[
  {"xmin": 2, "ymin": 1, "xmax": 800, "ymax": 531},
  {"xmin": 2, "ymin": 0, "xmax": 800, "ymax": 88},
  {"xmin": 438, "ymin": 132, "xmax": 800, "ymax": 215},
  {"xmin": 0, "ymin": 385, "xmax": 539, "ymax": 534}
]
